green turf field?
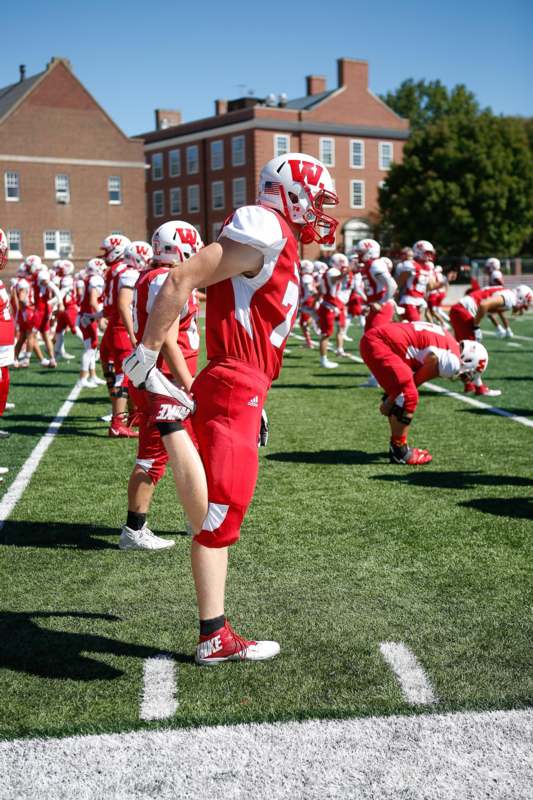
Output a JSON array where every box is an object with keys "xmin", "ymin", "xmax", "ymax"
[{"xmin": 0, "ymin": 316, "xmax": 531, "ymax": 741}]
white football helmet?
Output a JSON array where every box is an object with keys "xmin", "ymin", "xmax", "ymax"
[
  {"xmin": 257, "ymin": 152, "xmax": 338, "ymax": 245},
  {"xmin": 100, "ymin": 234, "xmax": 131, "ymax": 265},
  {"xmin": 485, "ymin": 257, "xmax": 500, "ymax": 272},
  {"xmin": 37, "ymin": 268, "xmax": 51, "ymax": 285},
  {"xmin": 300, "ymin": 259, "xmax": 314, "ymax": 275},
  {"xmin": 356, "ymin": 239, "xmax": 380, "ymax": 263},
  {"xmin": 58, "ymin": 259, "xmax": 75, "ymax": 276},
  {"xmin": 413, "ymin": 240, "xmax": 436, "ymax": 262},
  {"xmin": 152, "ymin": 221, "xmax": 204, "ymax": 264},
  {"xmin": 313, "ymin": 260, "xmax": 328, "ymax": 275},
  {"xmin": 24, "ymin": 254, "xmax": 42, "ymax": 274},
  {"xmin": 459, "ymin": 340, "xmax": 488, "ymax": 379},
  {"xmin": 514, "ymin": 284, "xmax": 533, "ymax": 310},
  {"xmin": 330, "ymin": 253, "xmax": 349, "ymax": 270},
  {"xmin": 125, "ymin": 241, "xmax": 153, "ymax": 270},
  {"xmin": 0, "ymin": 229, "xmax": 7, "ymax": 271},
  {"xmin": 86, "ymin": 257, "xmax": 106, "ymax": 275}
]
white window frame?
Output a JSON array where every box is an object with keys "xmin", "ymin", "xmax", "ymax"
[
  {"xmin": 319, "ymin": 137, "xmax": 335, "ymax": 167},
  {"xmin": 152, "ymin": 189, "xmax": 164, "ymax": 218},
  {"xmin": 212, "ymin": 222, "xmax": 223, "ymax": 242},
  {"xmin": 55, "ymin": 174, "xmax": 70, "ymax": 203},
  {"xmin": 169, "ymin": 149, "xmax": 181, "ymax": 177},
  {"xmin": 350, "ymin": 139, "xmax": 365, "ymax": 169},
  {"xmin": 232, "ymin": 177, "xmax": 246, "ymax": 208},
  {"xmin": 44, "ymin": 230, "xmax": 71, "ymax": 259},
  {"xmin": 187, "ymin": 184, "xmax": 200, "ymax": 213},
  {"xmin": 231, "ymin": 135, "xmax": 246, "ymax": 166},
  {"xmin": 152, "ymin": 153, "xmax": 164, "ymax": 180},
  {"xmin": 7, "ymin": 230, "xmax": 22, "ymax": 258},
  {"xmin": 210, "ymin": 140, "xmax": 224, "ymax": 171},
  {"xmin": 274, "ymin": 134, "xmax": 290, "ymax": 157},
  {"xmin": 186, "ymin": 145, "xmax": 199, "ymax": 175},
  {"xmin": 350, "ymin": 180, "xmax": 365, "ymax": 209},
  {"xmin": 5, "ymin": 171, "xmax": 19, "ymax": 202},
  {"xmin": 379, "ymin": 142, "xmax": 394, "ymax": 171},
  {"xmin": 170, "ymin": 187, "xmax": 182, "ymax": 215},
  {"xmin": 108, "ymin": 176, "xmax": 122, "ymax": 205},
  {"xmin": 211, "ymin": 180, "xmax": 225, "ymax": 211}
]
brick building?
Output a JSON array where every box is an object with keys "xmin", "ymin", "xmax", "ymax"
[
  {"xmin": 142, "ymin": 58, "xmax": 409, "ymax": 257},
  {"xmin": 0, "ymin": 57, "xmax": 146, "ymax": 273}
]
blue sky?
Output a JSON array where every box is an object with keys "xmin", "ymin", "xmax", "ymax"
[{"xmin": 4, "ymin": 0, "xmax": 532, "ymax": 135}]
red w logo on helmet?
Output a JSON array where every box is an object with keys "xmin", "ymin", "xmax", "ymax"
[
  {"xmin": 176, "ymin": 228, "xmax": 197, "ymax": 245},
  {"xmin": 288, "ymin": 160, "xmax": 324, "ymax": 187},
  {"xmin": 109, "ymin": 237, "xmax": 123, "ymax": 247},
  {"xmin": 135, "ymin": 244, "xmax": 149, "ymax": 256}
]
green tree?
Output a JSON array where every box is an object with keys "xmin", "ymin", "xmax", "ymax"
[
  {"xmin": 380, "ymin": 79, "xmax": 482, "ymax": 129},
  {"xmin": 379, "ymin": 113, "xmax": 533, "ymax": 253}
]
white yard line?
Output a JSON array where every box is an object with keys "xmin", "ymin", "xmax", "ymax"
[
  {"xmin": 1, "ymin": 709, "xmax": 531, "ymax": 800},
  {"xmin": 140, "ymin": 656, "xmax": 178, "ymax": 721},
  {"xmin": 0, "ymin": 382, "xmax": 82, "ymax": 531},
  {"xmin": 483, "ymin": 329, "xmax": 533, "ymax": 343},
  {"xmin": 379, "ymin": 642, "xmax": 437, "ymax": 705}
]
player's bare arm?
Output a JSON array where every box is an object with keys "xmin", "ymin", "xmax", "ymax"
[
  {"xmin": 413, "ymin": 353, "xmax": 440, "ymax": 386},
  {"xmin": 474, "ymin": 297, "xmax": 502, "ymax": 326}
]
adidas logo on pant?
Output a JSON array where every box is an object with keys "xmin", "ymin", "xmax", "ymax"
[{"xmin": 247, "ymin": 396, "xmax": 259, "ymax": 407}]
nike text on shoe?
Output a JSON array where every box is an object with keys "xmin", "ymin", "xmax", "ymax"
[
  {"xmin": 195, "ymin": 620, "xmax": 280, "ymax": 665},
  {"xmin": 118, "ymin": 525, "xmax": 175, "ymax": 550}
]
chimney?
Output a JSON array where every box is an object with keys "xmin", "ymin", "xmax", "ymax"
[
  {"xmin": 337, "ymin": 58, "xmax": 368, "ymax": 91},
  {"xmin": 215, "ymin": 99, "xmax": 228, "ymax": 115},
  {"xmin": 306, "ymin": 75, "xmax": 327, "ymax": 96},
  {"xmin": 154, "ymin": 109, "xmax": 181, "ymax": 131},
  {"xmin": 19, "ymin": 65, "xmax": 26, "ymax": 83}
]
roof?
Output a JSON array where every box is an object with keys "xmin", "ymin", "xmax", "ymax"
[
  {"xmin": 283, "ymin": 90, "xmax": 337, "ymax": 110},
  {"xmin": 0, "ymin": 70, "xmax": 46, "ymax": 123}
]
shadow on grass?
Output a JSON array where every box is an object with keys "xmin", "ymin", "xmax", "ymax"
[
  {"xmin": 0, "ymin": 520, "xmax": 189, "ymax": 550},
  {"xmin": 271, "ymin": 383, "xmax": 355, "ymax": 390},
  {"xmin": 266, "ymin": 449, "xmax": 384, "ymax": 465},
  {"xmin": 458, "ymin": 497, "xmax": 533, "ymax": 520},
  {"xmin": 370, "ymin": 470, "xmax": 533, "ymax": 490},
  {"xmin": 0, "ymin": 610, "xmax": 193, "ymax": 679}
]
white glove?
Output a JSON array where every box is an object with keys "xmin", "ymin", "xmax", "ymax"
[
  {"xmin": 123, "ymin": 343, "xmax": 159, "ymax": 388},
  {"xmin": 144, "ymin": 368, "xmax": 196, "ymax": 420},
  {"xmin": 473, "ymin": 327, "xmax": 483, "ymax": 342}
]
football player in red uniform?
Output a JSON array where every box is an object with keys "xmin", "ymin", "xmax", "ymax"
[
  {"xmin": 77, "ymin": 258, "xmax": 106, "ymax": 388},
  {"xmin": 125, "ymin": 153, "xmax": 338, "ymax": 663},
  {"xmin": 298, "ymin": 259, "xmax": 318, "ymax": 348},
  {"xmin": 396, "ymin": 240, "xmax": 436, "ymax": 322},
  {"xmin": 32, "ymin": 268, "xmax": 63, "ymax": 368},
  {"xmin": 0, "ymin": 230, "xmax": 14, "ymax": 467},
  {"xmin": 120, "ymin": 223, "xmax": 201, "ymax": 551},
  {"xmin": 360, "ymin": 320, "xmax": 489, "ymax": 464},
  {"xmin": 484, "ymin": 258, "xmax": 512, "ymax": 338},
  {"xmin": 317, "ymin": 264, "xmax": 345, "ymax": 367},
  {"xmin": 53, "ymin": 260, "xmax": 81, "ymax": 360}
]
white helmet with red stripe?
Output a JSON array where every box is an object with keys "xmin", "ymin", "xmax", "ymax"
[
  {"xmin": 485, "ymin": 257, "xmax": 501, "ymax": 272},
  {"xmin": 57, "ymin": 259, "xmax": 75, "ymax": 276},
  {"xmin": 86, "ymin": 257, "xmax": 106, "ymax": 276},
  {"xmin": 0, "ymin": 228, "xmax": 7, "ymax": 271},
  {"xmin": 356, "ymin": 239, "xmax": 380, "ymax": 263},
  {"xmin": 24, "ymin": 254, "xmax": 42, "ymax": 274},
  {"xmin": 300, "ymin": 259, "xmax": 314, "ymax": 275},
  {"xmin": 413, "ymin": 240, "xmax": 436, "ymax": 262},
  {"xmin": 459, "ymin": 340, "xmax": 488, "ymax": 379},
  {"xmin": 514, "ymin": 284, "xmax": 533, "ymax": 310},
  {"xmin": 125, "ymin": 241, "xmax": 153, "ymax": 270},
  {"xmin": 37, "ymin": 268, "xmax": 51, "ymax": 285},
  {"xmin": 330, "ymin": 253, "xmax": 349, "ymax": 271},
  {"xmin": 152, "ymin": 221, "xmax": 204, "ymax": 264},
  {"xmin": 100, "ymin": 234, "xmax": 131, "ymax": 265},
  {"xmin": 257, "ymin": 153, "xmax": 338, "ymax": 245}
]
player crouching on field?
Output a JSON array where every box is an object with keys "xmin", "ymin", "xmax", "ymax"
[
  {"xmin": 120, "ymin": 224, "xmax": 201, "ymax": 551},
  {"xmin": 360, "ymin": 320, "xmax": 489, "ymax": 465}
]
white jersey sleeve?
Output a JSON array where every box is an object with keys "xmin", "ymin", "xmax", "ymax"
[
  {"xmin": 396, "ymin": 259, "xmax": 415, "ymax": 275},
  {"xmin": 220, "ymin": 205, "xmax": 284, "ymax": 254},
  {"xmin": 89, "ymin": 275, "xmax": 104, "ymax": 291},
  {"xmin": 119, "ymin": 268, "xmax": 139, "ymax": 290},
  {"xmin": 432, "ymin": 348, "xmax": 461, "ymax": 379},
  {"xmin": 147, "ymin": 272, "xmax": 169, "ymax": 315}
]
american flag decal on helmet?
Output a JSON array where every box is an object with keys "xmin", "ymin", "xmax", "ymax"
[{"xmin": 264, "ymin": 181, "xmax": 280, "ymax": 195}]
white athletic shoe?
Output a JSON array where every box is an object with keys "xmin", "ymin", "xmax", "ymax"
[
  {"xmin": 495, "ymin": 326, "xmax": 506, "ymax": 338},
  {"xmin": 100, "ymin": 413, "xmax": 113, "ymax": 423},
  {"xmin": 0, "ymin": 431, "xmax": 10, "ymax": 440},
  {"xmin": 90, "ymin": 376, "xmax": 106, "ymax": 386},
  {"xmin": 343, "ymin": 333, "xmax": 354, "ymax": 342},
  {"xmin": 78, "ymin": 377, "xmax": 98, "ymax": 389},
  {"xmin": 61, "ymin": 352, "xmax": 76, "ymax": 360},
  {"xmin": 118, "ymin": 525, "xmax": 175, "ymax": 550},
  {"xmin": 505, "ymin": 328, "xmax": 514, "ymax": 338},
  {"xmin": 335, "ymin": 348, "xmax": 347, "ymax": 357},
  {"xmin": 361, "ymin": 375, "xmax": 379, "ymax": 388},
  {"xmin": 40, "ymin": 359, "xmax": 50, "ymax": 367},
  {"xmin": 4, "ymin": 402, "xmax": 14, "ymax": 410},
  {"xmin": 0, "ymin": 466, "xmax": 9, "ymax": 475},
  {"xmin": 320, "ymin": 358, "xmax": 339, "ymax": 369}
]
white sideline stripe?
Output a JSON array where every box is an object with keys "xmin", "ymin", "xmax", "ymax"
[
  {"xmin": 290, "ymin": 332, "xmax": 533, "ymax": 428},
  {"xmin": 1, "ymin": 709, "xmax": 531, "ymax": 800},
  {"xmin": 140, "ymin": 656, "xmax": 177, "ymax": 721},
  {"xmin": 0, "ymin": 383, "xmax": 82, "ymax": 531},
  {"xmin": 379, "ymin": 642, "xmax": 437, "ymax": 705}
]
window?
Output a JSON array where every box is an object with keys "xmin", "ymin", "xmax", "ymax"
[
  {"xmin": 169, "ymin": 149, "xmax": 181, "ymax": 177},
  {"xmin": 44, "ymin": 230, "xmax": 71, "ymax": 258},
  {"xmin": 108, "ymin": 176, "xmax": 122, "ymax": 204},
  {"xmin": 7, "ymin": 230, "xmax": 22, "ymax": 257},
  {"xmin": 274, "ymin": 134, "xmax": 290, "ymax": 157},
  {"xmin": 55, "ymin": 174, "xmax": 70, "ymax": 203},
  {"xmin": 231, "ymin": 135, "xmax": 245, "ymax": 166},
  {"xmin": 212, "ymin": 181, "xmax": 225, "ymax": 210},
  {"xmin": 153, "ymin": 190, "xmax": 164, "ymax": 217},
  {"xmin": 319, "ymin": 138, "xmax": 335, "ymax": 167},
  {"xmin": 170, "ymin": 187, "xmax": 182, "ymax": 215},
  {"xmin": 152, "ymin": 153, "xmax": 164, "ymax": 180},
  {"xmin": 188, "ymin": 185, "xmax": 200, "ymax": 213},
  {"xmin": 350, "ymin": 140, "xmax": 365, "ymax": 169},
  {"xmin": 186, "ymin": 145, "xmax": 199, "ymax": 174},
  {"xmin": 5, "ymin": 172, "xmax": 19, "ymax": 201},
  {"xmin": 350, "ymin": 180, "xmax": 365, "ymax": 209},
  {"xmin": 212, "ymin": 222, "xmax": 223, "ymax": 241},
  {"xmin": 232, "ymin": 177, "xmax": 246, "ymax": 208},
  {"xmin": 210, "ymin": 140, "xmax": 224, "ymax": 170},
  {"xmin": 379, "ymin": 142, "xmax": 393, "ymax": 170}
]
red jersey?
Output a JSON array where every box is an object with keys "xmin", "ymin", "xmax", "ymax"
[
  {"xmin": 398, "ymin": 259, "xmax": 433, "ymax": 304},
  {"xmin": 177, "ymin": 289, "xmax": 200, "ymax": 361},
  {"xmin": 459, "ymin": 286, "xmax": 515, "ymax": 316},
  {"xmin": 103, "ymin": 262, "xmax": 127, "ymax": 321},
  {"xmin": 60, "ymin": 275, "xmax": 79, "ymax": 309},
  {"xmin": 376, "ymin": 321, "xmax": 461, "ymax": 377},
  {"xmin": 206, "ymin": 205, "xmax": 299, "ymax": 382},
  {"xmin": 360, "ymin": 258, "xmax": 393, "ymax": 304},
  {"xmin": 80, "ymin": 274, "xmax": 105, "ymax": 314},
  {"xmin": 0, "ymin": 280, "xmax": 15, "ymax": 352},
  {"xmin": 321, "ymin": 268, "xmax": 344, "ymax": 311},
  {"xmin": 104, "ymin": 263, "xmax": 138, "ymax": 329}
]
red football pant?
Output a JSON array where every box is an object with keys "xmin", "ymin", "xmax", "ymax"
[
  {"xmin": 318, "ymin": 304, "xmax": 346, "ymax": 337},
  {"xmin": 191, "ymin": 359, "xmax": 270, "ymax": 548},
  {"xmin": 80, "ymin": 321, "xmax": 98, "ymax": 349},
  {"xmin": 400, "ymin": 304, "xmax": 422, "ymax": 322},
  {"xmin": 364, "ymin": 302, "xmax": 394, "ymax": 332},
  {"xmin": 0, "ymin": 366, "xmax": 9, "ymax": 416},
  {"xmin": 56, "ymin": 305, "xmax": 79, "ymax": 334},
  {"xmin": 449, "ymin": 304, "xmax": 475, "ymax": 341},
  {"xmin": 99, "ymin": 325, "xmax": 114, "ymax": 369},
  {"xmin": 359, "ymin": 329, "xmax": 418, "ymax": 413}
]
